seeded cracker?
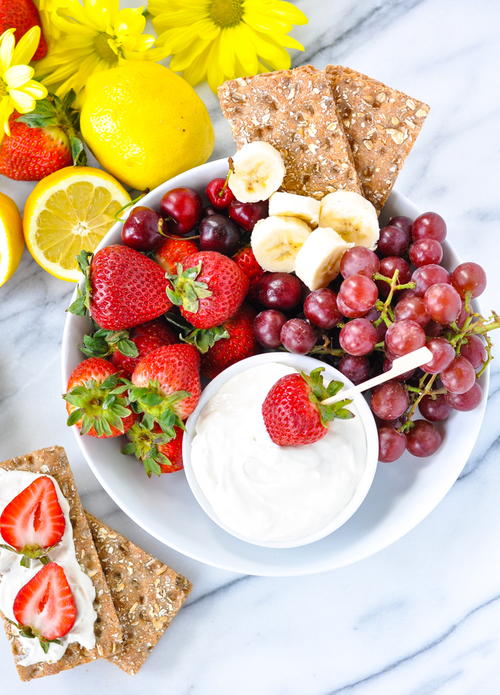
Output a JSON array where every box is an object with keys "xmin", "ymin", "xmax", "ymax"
[
  {"xmin": 218, "ymin": 66, "xmax": 362, "ymax": 199},
  {"xmin": 86, "ymin": 512, "xmax": 191, "ymax": 675},
  {"xmin": 0, "ymin": 446, "xmax": 122, "ymax": 681},
  {"xmin": 326, "ymin": 65, "xmax": 429, "ymax": 213}
]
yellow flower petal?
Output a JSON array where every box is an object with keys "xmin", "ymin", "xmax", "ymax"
[
  {"xmin": 9, "ymin": 89, "xmax": 37, "ymax": 113},
  {"xmin": 266, "ymin": 0, "xmax": 309, "ymax": 25},
  {"xmin": 114, "ymin": 8, "xmax": 147, "ymax": 36},
  {"xmin": 0, "ymin": 29, "xmax": 15, "ymax": 73},
  {"xmin": 0, "ymin": 97, "xmax": 14, "ymax": 140},
  {"xmin": 12, "ymin": 26, "xmax": 41, "ymax": 65},
  {"xmin": 4, "ymin": 65, "xmax": 34, "ymax": 89},
  {"xmin": 21, "ymin": 80, "xmax": 48, "ymax": 99}
]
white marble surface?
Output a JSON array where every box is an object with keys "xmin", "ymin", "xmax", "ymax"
[{"xmin": 1, "ymin": 0, "xmax": 500, "ymax": 692}]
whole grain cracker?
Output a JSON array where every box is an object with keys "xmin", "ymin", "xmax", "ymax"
[
  {"xmin": 0, "ymin": 446, "xmax": 122, "ymax": 681},
  {"xmin": 218, "ymin": 65, "xmax": 362, "ymax": 200},
  {"xmin": 326, "ymin": 65, "xmax": 429, "ymax": 212},
  {"xmin": 85, "ymin": 512, "xmax": 191, "ymax": 675}
]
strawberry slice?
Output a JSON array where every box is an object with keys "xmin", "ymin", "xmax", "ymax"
[
  {"xmin": 12, "ymin": 562, "xmax": 77, "ymax": 650},
  {"xmin": 0, "ymin": 476, "xmax": 65, "ymax": 566}
]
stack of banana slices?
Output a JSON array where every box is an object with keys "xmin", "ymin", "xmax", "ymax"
[{"xmin": 230, "ymin": 141, "xmax": 380, "ymax": 291}]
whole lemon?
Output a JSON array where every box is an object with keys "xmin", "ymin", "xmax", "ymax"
[{"xmin": 81, "ymin": 62, "xmax": 214, "ymax": 190}]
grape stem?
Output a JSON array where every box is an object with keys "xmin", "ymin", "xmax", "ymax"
[
  {"xmin": 373, "ymin": 270, "xmax": 415, "ymax": 328},
  {"xmin": 398, "ymin": 373, "xmax": 437, "ymax": 433},
  {"xmin": 311, "ymin": 335, "xmax": 345, "ymax": 358}
]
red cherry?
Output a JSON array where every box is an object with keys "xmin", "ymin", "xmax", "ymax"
[
  {"xmin": 228, "ymin": 200, "xmax": 268, "ymax": 232},
  {"xmin": 160, "ymin": 187, "xmax": 202, "ymax": 235},
  {"xmin": 206, "ymin": 177, "xmax": 235, "ymax": 210}
]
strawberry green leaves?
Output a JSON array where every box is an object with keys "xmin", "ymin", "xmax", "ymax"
[
  {"xmin": 67, "ymin": 250, "xmax": 93, "ymax": 316},
  {"xmin": 0, "ymin": 543, "xmax": 54, "ymax": 568},
  {"xmin": 123, "ymin": 423, "xmax": 175, "ymax": 477},
  {"xmin": 301, "ymin": 368, "xmax": 354, "ymax": 427},
  {"xmin": 166, "ymin": 262, "xmax": 212, "ymax": 314},
  {"xmin": 128, "ymin": 380, "xmax": 189, "ymax": 434},
  {"xmin": 5, "ymin": 618, "xmax": 61, "ymax": 654},
  {"xmin": 63, "ymin": 373, "xmax": 132, "ymax": 436},
  {"xmin": 80, "ymin": 327, "xmax": 138, "ymax": 359}
]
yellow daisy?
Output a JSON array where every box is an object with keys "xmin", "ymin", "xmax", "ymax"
[
  {"xmin": 149, "ymin": 0, "xmax": 308, "ymax": 92},
  {"xmin": 36, "ymin": 0, "xmax": 168, "ymax": 99},
  {"xmin": 0, "ymin": 27, "xmax": 48, "ymax": 142}
]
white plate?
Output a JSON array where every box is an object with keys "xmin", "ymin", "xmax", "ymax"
[{"xmin": 61, "ymin": 159, "xmax": 489, "ymax": 576}]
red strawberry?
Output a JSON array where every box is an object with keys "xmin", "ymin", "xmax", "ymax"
[
  {"xmin": 167, "ymin": 251, "xmax": 249, "ymax": 329},
  {"xmin": 69, "ymin": 246, "xmax": 172, "ymax": 330},
  {"xmin": 0, "ymin": 0, "xmax": 47, "ymax": 60},
  {"xmin": 110, "ymin": 319, "xmax": 178, "ymax": 376},
  {"xmin": 232, "ymin": 246, "xmax": 264, "ymax": 286},
  {"xmin": 64, "ymin": 357, "xmax": 136, "ymax": 438},
  {"xmin": 201, "ymin": 304, "xmax": 258, "ymax": 379},
  {"xmin": 0, "ymin": 95, "xmax": 85, "ymax": 181},
  {"xmin": 124, "ymin": 423, "xmax": 184, "ymax": 476},
  {"xmin": 131, "ymin": 344, "xmax": 201, "ymax": 430},
  {"xmin": 0, "ymin": 477, "xmax": 65, "ymax": 566},
  {"xmin": 262, "ymin": 367, "xmax": 353, "ymax": 446},
  {"xmin": 155, "ymin": 237, "xmax": 199, "ymax": 275},
  {"xmin": 13, "ymin": 563, "xmax": 77, "ymax": 647}
]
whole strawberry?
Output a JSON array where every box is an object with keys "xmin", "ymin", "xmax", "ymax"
[
  {"xmin": 0, "ymin": 0, "xmax": 47, "ymax": 60},
  {"xmin": 201, "ymin": 304, "xmax": 258, "ymax": 379},
  {"xmin": 262, "ymin": 367, "xmax": 353, "ymax": 446},
  {"xmin": 123, "ymin": 423, "xmax": 184, "ymax": 476},
  {"xmin": 64, "ymin": 357, "xmax": 136, "ymax": 437},
  {"xmin": 155, "ymin": 236, "xmax": 199, "ymax": 275},
  {"xmin": 233, "ymin": 246, "xmax": 264, "ymax": 286},
  {"xmin": 0, "ymin": 94, "xmax": 85, "ymax": 181},
  {"xmin": 167, "ymin": 251, "xmax": 249, "ymax": 329},
  {"xmin": 81, "ymin": 319, "xmax": 179, "ymax": 376},
  {"xmin": 69, "ymin": 246, "xmax": 172, "ymax": 330},
  {"xmin": 131, "ymin": 344, "xmax": 201, "ymax": 431}
]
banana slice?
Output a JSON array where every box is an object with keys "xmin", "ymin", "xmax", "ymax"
[
  {"xmin": 319, "ymin": 191, "xmax": 379, "ymax": 249},
  {"xmin": 229, "ymin": 141, "xmax": 286, "ymax": 203},
  {"xmin": 268, "ymin": 191, "xmax": 321, "ymax": 227},
  {"xmin": 251, "ymin": 215, "xmax": 311, "ymax": 273},
  {"xmin": 294, "ymin": 227, "xmax": 353, "ymax": 290}
]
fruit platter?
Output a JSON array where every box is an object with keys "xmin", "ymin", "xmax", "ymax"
[{"xmin": 61, "ymin": 155, "xmax": 492, "ymax": 575}]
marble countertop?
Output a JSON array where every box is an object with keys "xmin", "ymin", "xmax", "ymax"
[{"xmin": 1, "ymin": 0, "xmax": 500, "ymax": 692}]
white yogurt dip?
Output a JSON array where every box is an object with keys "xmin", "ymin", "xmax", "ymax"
[
  {"xmin": 190, "ymin": 362, "xmax": 367, "ymax": 544},
  {"xmin": 0, "ymin": 471, "xmax": 97, "ymax": 666}
]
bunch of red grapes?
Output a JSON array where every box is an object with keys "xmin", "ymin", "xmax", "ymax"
[
  {"xmin": 118, "ymin": 174, "xmax": 498, "ymax": 465},
  {"xmin": 252, "ymin": 213, "xmax": 497, "ymax": 463}
]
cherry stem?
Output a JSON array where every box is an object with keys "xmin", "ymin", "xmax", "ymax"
[
  {"xmin": 113, "ymin": 190, "xmax": 149, "ymax": 222},
  {"xmin": 218, "ymin": 166, "xmax": 232, "ymax": 198}
]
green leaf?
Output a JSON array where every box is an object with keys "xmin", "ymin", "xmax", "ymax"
[
  {"xmin": 20, "ymin": 555, "xmax": 31, "ymax": 568},
  {"xmin": 66, "ymin": 408, "xmax": 83, "ymax": 426},
  {"xmin": 116, "ymin": 338, "xmax": 138, "ymax": 357},
  {"xmin": 181, "ymin": 324, "xmax": 229, "ymax": 353},
  {"xmin": 69, "ymin": 133, "xmax": 87, "ymax": 166}
]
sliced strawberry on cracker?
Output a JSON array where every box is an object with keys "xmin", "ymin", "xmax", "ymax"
[
  {"xmin": 11, "ymin": 562, "xmax": 77, "ymax": 652},
  {"xmin": 0, "ymin": 476, "xmax": 65, "ymax": 566},
  {"xmin": 262, "ymin": 367, "xmax": 354, "ymax": 446}
]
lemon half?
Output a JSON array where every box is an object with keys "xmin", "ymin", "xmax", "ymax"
[
  {"xmin": 24, "ymin": 166, "xmax": 130, "ymax": 282},
  {"xmin": 0, "ymin": 192, "xmax": 24, "ymax": 288}
]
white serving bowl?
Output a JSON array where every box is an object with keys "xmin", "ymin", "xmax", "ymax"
[
  {"xmin": 182, "ymin": 352, "xmax": 379, "ymax": 549},
  {"xmin": 61, "ymin": 158, "xmax": 489, "ymax": 576}
]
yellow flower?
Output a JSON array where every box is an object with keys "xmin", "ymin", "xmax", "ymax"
[
  {"xmin": 149, "ymin": 0, "xmax": 308, "ymax": 92},
  {"xmin": 0, "ymin": 27, "xmax": 48, "ymax": 142},
  {"xmin": 36, "ymin": 0, "xmax": 168, "ymax": 98}
]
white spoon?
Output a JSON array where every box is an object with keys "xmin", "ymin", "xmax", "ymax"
[{"xmin": 321, "ymin": 345, "xmax": 433, "ymax": 406}]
